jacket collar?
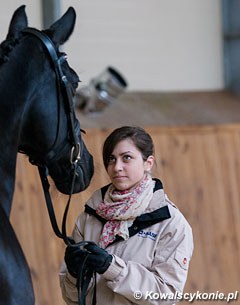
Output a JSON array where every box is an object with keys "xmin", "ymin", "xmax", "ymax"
[{"xmin": 84, "ymin": 178, "xmax": 171, "ymax": 244}]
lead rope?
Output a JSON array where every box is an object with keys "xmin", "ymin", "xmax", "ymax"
[
  {"xmin": 38, "ymin": 162, "xmax": 97, "ymax": 305},
  {"xmin": 76, "ymin": 253, "xmax": 96, "ymax": 305}
]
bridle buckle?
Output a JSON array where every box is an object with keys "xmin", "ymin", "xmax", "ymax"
[{"xmin": 70, "ymin": 142, "xmax": 81, "ymax": 164}]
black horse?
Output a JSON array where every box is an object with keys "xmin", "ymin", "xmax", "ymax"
[{"xmin": 0, "ymin": 5, "xmax": 94, "ymax": 305}]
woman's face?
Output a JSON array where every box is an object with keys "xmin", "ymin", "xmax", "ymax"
[{"xmin": 106, "ymin": 138, "xmax": 154, "ymax": 190}]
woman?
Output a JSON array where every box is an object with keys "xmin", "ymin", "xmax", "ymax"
[{"xmin": 60, "ymin": 126, "xmax": 193, "ymax": 305}]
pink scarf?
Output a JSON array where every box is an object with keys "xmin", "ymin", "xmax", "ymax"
[{"xmin": 96, "ymin": 174, "xmax": 155, "ymax": 248}]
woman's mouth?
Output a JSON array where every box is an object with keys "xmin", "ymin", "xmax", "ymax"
[{"xmin": 113, "ymin": 175, "xmax": 126, "ymax": 180}]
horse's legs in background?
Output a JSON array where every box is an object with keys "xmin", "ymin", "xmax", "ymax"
[{"xmin": 0, "ymin": 205, "xmax": 34, "ymax": 305}]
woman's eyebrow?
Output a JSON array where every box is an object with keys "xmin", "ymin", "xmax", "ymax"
[
  {"xmin": 110, "ymin": 150, "xmax": 135, "ymax": 158},
  {"xmin": 119, "ymin": 151, "xmax": 134, "ymax": 156}
]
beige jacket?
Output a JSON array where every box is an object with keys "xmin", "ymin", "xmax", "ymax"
[{"xmin": 59, "ymin": 179, "xmax": 194, "ymax": 305}]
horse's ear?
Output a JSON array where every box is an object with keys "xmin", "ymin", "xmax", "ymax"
[
  {"xmin": 6, "ymin": 5, "xmax": 28, "ymax": 40},
  {"xmin": 47, "ymin": 7, "xmax": 76, "ymax": 48}
]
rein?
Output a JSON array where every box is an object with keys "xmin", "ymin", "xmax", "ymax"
[{"xmin": 19, "ymin": 28, "xmax": 95, "ymax": 305}]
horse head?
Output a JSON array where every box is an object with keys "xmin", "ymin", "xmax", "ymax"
[{"xmin": 0, "ymin": 5, "xmax": 94, "ymax": 199}]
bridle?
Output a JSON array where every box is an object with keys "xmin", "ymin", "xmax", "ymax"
[
  {"xmin": 18, "ymin": 28, "xmax": 96, "ymax": 305},
  {"xmin": 18, "ymin": 27, "xmax": 82, "ymax": 245}
]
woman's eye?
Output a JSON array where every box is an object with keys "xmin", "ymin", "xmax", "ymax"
[
  {"xmin": 108, "ymin": 156, "xmax": 116, "ymax": 164},
  {"xmin": 123, "ymin": 155, "xmax": 132, "ymax": 162}
]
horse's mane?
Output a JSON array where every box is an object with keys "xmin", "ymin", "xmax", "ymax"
[{"xmin": 0, "ymin": 37, "xmax": 20, "ymax": 65}]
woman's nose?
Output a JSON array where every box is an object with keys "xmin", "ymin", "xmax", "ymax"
[{"xmin": 113, "ymin": 159, "xmax": 123, "ymax": 171}]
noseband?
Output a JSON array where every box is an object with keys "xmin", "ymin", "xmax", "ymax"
[{"xmin": 18, "ymin": 28, "xmax": 82, "ymax": 245}]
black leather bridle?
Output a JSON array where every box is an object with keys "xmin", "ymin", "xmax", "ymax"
[
  {"xmin": 23, "ymin": 28, "xmax": 81, "ymax": 163},
  {"xmin": 18, "ymin": 27, "xmax": 82, "ymax": 245},
  {"xmin": 18, "ymin": 28, "xmax": 96, "ymax": 305}
]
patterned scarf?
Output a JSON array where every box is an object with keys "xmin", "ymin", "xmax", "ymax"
[{"xmin": 96, "ymin": 173, "xmax": 155, "ymax": 248}]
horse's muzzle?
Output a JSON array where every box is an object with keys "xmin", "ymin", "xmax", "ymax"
[{"xmin": 48, "ymin": 139, "xmax": 94, "ymax": 195}]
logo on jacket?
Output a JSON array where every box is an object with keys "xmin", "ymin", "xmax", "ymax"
[{"xmin": 137, "ymin": 230, "xmax": 157, "ymax": 241}]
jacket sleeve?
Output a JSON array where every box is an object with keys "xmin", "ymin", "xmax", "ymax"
[{"xmin": 102, "ymin": 212, "xmax": 194, "ymax": 305}]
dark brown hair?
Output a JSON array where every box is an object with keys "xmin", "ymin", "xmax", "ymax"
[{"xmin": 102, "ymin": 126, "xmax": 155, "ymax": 169}]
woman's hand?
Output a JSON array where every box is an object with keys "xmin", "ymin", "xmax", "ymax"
[
  {"xmin": 64, "ymin": 242, "xmax": 112, "ymax": 277},
  {"xmin": 64, "ymin": 244, "xmax": 87, "ymax": 278},
  {"xmin": 84, "ymin": 243, "xmax": 113, "ymax": 274}
]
